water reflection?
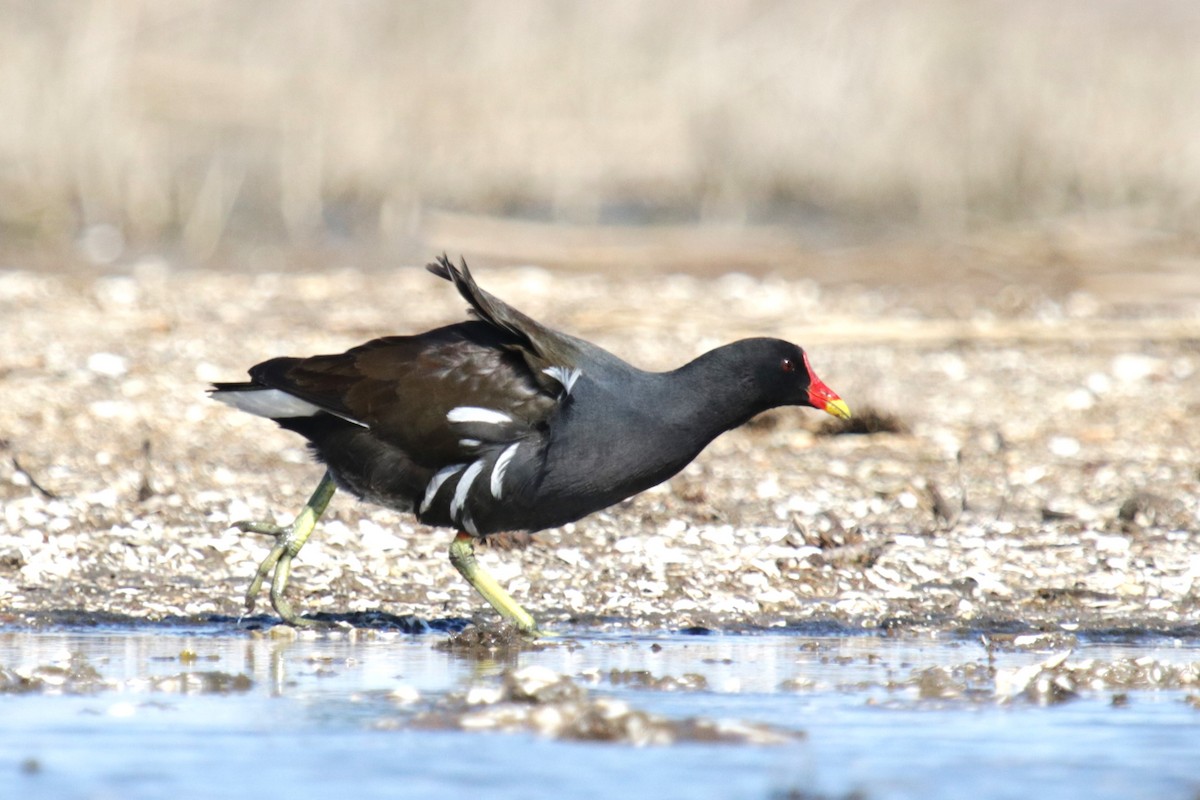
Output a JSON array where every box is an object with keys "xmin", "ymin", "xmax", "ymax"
[{"xmin": 1, "ymin": 627, "xmax": 1199, "ymax": 800}]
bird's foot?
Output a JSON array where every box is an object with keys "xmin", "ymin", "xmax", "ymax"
[
  {"xmin": 235, "ymin": 518, "xmax": 321, "ymax": 627},
  {"xmin": 234, "ymin": 471, "xmax": 338, "ymax": 628}
]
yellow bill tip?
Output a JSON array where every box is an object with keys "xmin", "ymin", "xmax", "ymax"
[{"xmin": 824, "ymin": 397, "xmax": 852, "ymax": 420}]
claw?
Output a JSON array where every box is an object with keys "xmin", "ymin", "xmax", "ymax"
[{"xmin": 233, "ymin": 471, "xmax": 337, "ymax": 626}]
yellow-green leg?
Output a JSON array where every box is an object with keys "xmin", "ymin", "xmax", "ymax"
[
  {"xmin": 448, "ymin": 531, "xmax": 544, "ymax": 635},
  {"xmin": 236, "ymin": 470, "xmax": 337, "ymax": 626}
]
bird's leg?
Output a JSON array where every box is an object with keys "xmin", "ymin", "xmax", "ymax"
[
  {"xmin": 448, "ymin": 531, "xmax": 542, "ymax": 634},
  {"xmin": 235, "ymin": 470, "xmax": 337, "ymax": 626}
]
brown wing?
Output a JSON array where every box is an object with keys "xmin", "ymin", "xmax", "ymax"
[{"xmin": 249, "ymin": 322, "xmax": 559, "ymax": 469}]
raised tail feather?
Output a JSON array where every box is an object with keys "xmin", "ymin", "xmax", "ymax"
[{"xmin": 426, "ymin": 254, "xmax": 581, "ymax": 371}]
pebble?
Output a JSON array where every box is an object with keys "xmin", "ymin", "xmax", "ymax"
[
  {"xmin": 1064, "ymin": 388, "xmax": 1095, "ymax": 410},
  {"xmin": 1110, "ymin": 353, "xmax": 1164, "ymax": 382},
  {"xmin": 86, "ymin": 352, "xmax": 129, "ymax": 377},
  {"xmin": 1048, "ymin": 436, "xmax": 1081, "ymax": 457}
]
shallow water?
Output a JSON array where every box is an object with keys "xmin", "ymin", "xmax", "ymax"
[{"xmin": 2, "ymin": 626, "xmax": 1199, "ymax": 800}]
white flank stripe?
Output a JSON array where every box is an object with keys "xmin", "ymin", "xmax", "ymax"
[
  {"xmin": 459, "ymin": 438, "xmax": 482, "ymax": 449},
  {"xmin": 542, "ymin": 365, "xmax": 581, "ymax": 394},
  {"xmin": 214, "ymin": 389, "xmax": 322, "ymax": 419},
  {"xmin": 420, "ymin": 464, "xmax": 463, "ymax": 514},
  {"xmin": 490, "ymin": 442, "xmax": 521, "ymax": 499},
  {"xmin": 451, "ymin": 460, "xmax": 485, "ymax": 520},
  {"xmin": 446, "ymin": 406, "xmax": 513, "ymax": 426}
]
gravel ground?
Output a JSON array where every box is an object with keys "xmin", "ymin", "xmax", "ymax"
[{"xmin": 2, "ymin": 258, "xmax": 1199, "ymax": 634}]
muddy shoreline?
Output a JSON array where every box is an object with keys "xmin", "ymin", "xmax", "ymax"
[{"xmin": 1, "ymin": 262, "xmax": 1198, "ymax": 636}]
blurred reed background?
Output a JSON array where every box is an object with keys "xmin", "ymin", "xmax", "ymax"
[{"xmin": 1, "ymin": 0, "xmax": 1198, "ymax": 276}]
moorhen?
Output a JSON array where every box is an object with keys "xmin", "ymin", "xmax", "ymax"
[{"xmin": 212, "ymin": 256, "xmax": 850, "ymax": 631}]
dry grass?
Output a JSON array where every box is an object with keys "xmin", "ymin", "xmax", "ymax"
[{"xmin": 2, "ymin": 1, "xmax": 1200, "ymax": 261}]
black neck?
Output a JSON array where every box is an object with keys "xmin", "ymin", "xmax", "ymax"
[{"xmin": 654, "ymin": 343, "xmax": 771, "ymax": 443}]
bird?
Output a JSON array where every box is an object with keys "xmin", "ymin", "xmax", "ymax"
[{"xmin": 211, "ymin": 255, "xmax": 851, "ymax": 632}]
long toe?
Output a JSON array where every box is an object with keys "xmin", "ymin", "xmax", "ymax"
[
  {"xmin": 268, "ymin": 552, "xmax": 322, "ymax": 627},
  {"xmin": 242, "ymin": 539, "xmax": 286, "ymax": 614},
  {"xmin": 234, "ymin": 519, "xmax": 288, "ymax": 536}
]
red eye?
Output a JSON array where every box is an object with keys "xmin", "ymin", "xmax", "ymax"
[{"xmin": 781, "ymin": 358, "xmax": 796, "ymax": 373}]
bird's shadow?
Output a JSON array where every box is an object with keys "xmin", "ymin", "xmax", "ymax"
[{"xmin": 0, "ymin": 608, "xmax": 471, "ymax": 635}]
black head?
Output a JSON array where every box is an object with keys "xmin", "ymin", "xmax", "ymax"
[{"xmin": 740, "ymin": 338, "xmax": 851, "ymax": 419}]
